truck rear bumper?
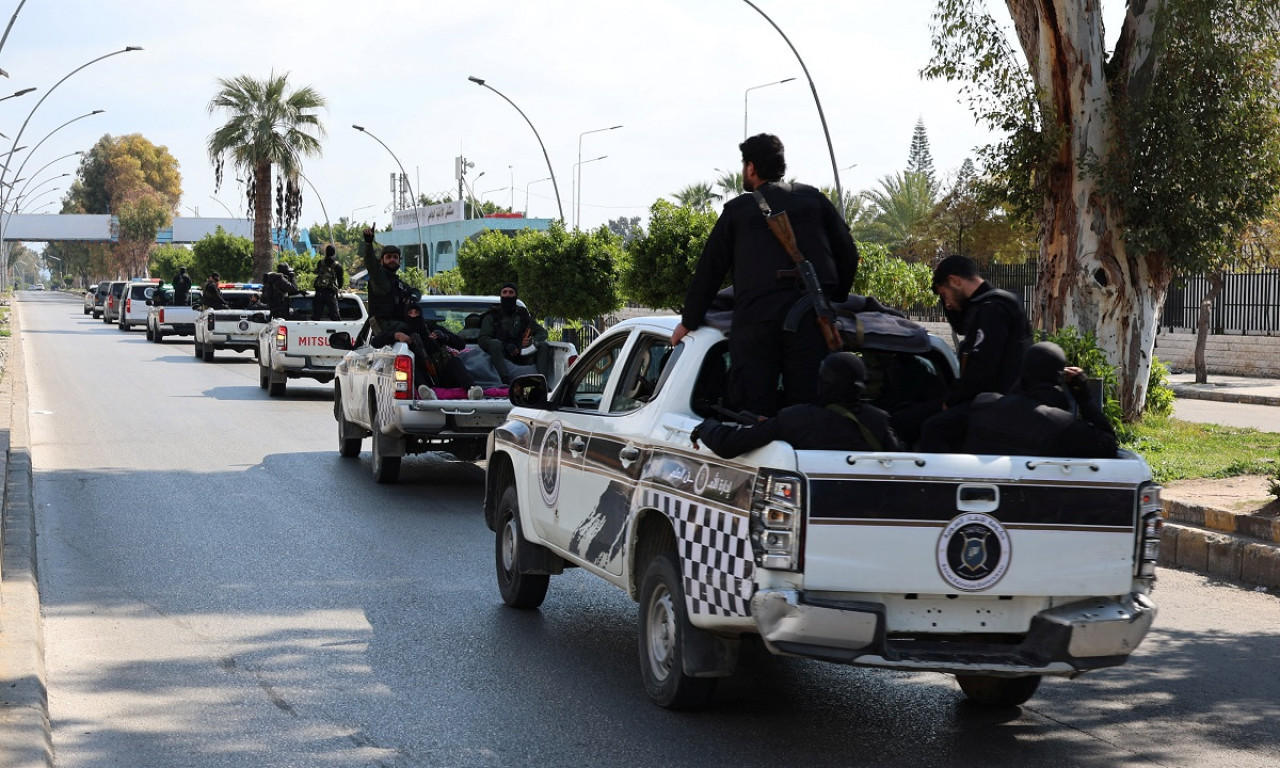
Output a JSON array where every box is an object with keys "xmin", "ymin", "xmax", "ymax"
[
  {"xmin": 382, "ymin": 401, "xmax": 511, "ymax": 438},
  {"xmin": 751, "ymin": 589, "xmax": 1155, "ymax": 676}
]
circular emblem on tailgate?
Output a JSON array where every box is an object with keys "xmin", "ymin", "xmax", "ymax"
[
  {"xmin": 538, "ymin": 420, "xmax": 563, "ymax": 506},
  {"xmin": 238, "ymin": 320, "xmax": 250, "ymax": 331},
  {"xmin": 937, "ymin": 513, "xmax": 1011, "ymax": 592}
]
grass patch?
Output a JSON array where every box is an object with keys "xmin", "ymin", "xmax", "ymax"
[{"xmin": 1127, "ymin": 415, "xmax": 1280, "ymax": 483}]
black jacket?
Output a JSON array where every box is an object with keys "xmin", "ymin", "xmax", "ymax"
[
  {"xmin": 946, "ymin": 282, "xmax": 1032, "ymax": 406},
  {"xmin": 695, "ymin": 401, "xmax": 901, "ymax": 459},
  {"xmin": 962, "ymin": 383, "xmax": 1117, "ymax": 458},
  {"xmin": 681, "ymin": 181, "xmax": 858, "ymax": 329},
  {"xmin": 314, "ymin": 258, "xmax": 345, "ymax": 294},
  {"xmin": 362, "ymin": 241, "xmax": 415, "ymax": 321},
  {"xmin": 202, "ymin": 279, "xmax": 226, "ymax": 309},
  {"xmin": 172, "ymin": 272, "xmax": 191, "ymax": 303},
  {"xmin": 265, "ymin": 271, "xmax": 302, "ymax": 310}
]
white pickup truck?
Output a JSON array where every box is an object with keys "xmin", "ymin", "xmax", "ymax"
[
  {"xmin": 193, "ymin": 286, "xmax": 269, "ymax": 362},
  {"xmin": 258, "ymin": 292, "xmax": 367, "ymax": 397},
  {"xmin": 145, "ymin": 285, "xmax": 203, "ymax": 343},
  {"xmin": 483, "ymin": 314, "xmax": 1161, "ymax": 710},
  {"xmin": 330, "ymin": 295, "xmax": 577, "ymax": 484}
]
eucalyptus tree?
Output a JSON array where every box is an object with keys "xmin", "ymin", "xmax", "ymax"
[
  {"xmin": 206, "ymin": 73, "xmax": 327, "ymax": 280},
  {"xmin": 926, "ymin": 0, "xmax": 1280, "ymax": 417}
]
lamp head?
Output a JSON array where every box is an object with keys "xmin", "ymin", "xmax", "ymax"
[
  {"xmin": 15, "ymin": 87, "xmax": 35, "ymax": 97},
  {"xmin": 91, "ymin": 109, "xmax": 104, "ymax": 115},
  {"xmin": 125, "ymin": 46, "xmax": 142, "ymax": 52},
  {"xmin": 353, "ymin": 124, "xmax": 365, "ymax": 132},
  {"xmin": 468, "ymin": 76, "xmax": 485, "ymax": 86}
]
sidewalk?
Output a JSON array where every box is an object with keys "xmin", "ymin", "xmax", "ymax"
[{"xmin": 1167, "ymin": 371, "xmax": 1280, "ymax": 406}]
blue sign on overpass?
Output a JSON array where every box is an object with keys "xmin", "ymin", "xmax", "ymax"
[{"xmin": 3, "ymin": 214, "xmax": 256, "ymax": 244}]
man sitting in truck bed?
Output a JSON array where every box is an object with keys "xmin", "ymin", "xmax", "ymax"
[
  {"xmin": 371, "ymin": 302, "xmax": 484, "ymax": 400},
  {"xmin": 691, "ymin": 351, "xmax": 901, "ymax": 458}
]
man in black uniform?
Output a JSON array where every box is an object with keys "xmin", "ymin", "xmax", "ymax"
[
  {"xmin": 202, "ymin": 273, "xmax": 227, "ymax": 309},
  {"xmin": 671, "ymin": 133, "xmax": 859, "ymax": 417},
  {"xmin": 312, "ymin": 244, "xmax": 345, "ymax": 321},
  {"xmin": 172, "ymin": 267, "xmax": 192, "ymax": 305},
  {"xmin": 898, "ymin": 254, "xmax": 1032, "ymax": 445},
  {"xmin": 362, "ymin": 228, "xmax": 417, "ymax": 335},
  {"xmin": 692, "ymin": 352, "xmax": 900, "ymax": 459},
  {"xmin": 478, "ymin": 283, "xmax": 550, "ymax": 384},
  {"xmin": 265, "ymin": 262, "xmax": 303, "ymax": 319},
  {"xmin": 922, "ymin": 342, "xmax": 1116, "ymax": 458}
]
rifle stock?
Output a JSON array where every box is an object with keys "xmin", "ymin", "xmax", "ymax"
[{"xmin": 764, "ymin": 211, "xmax": 844, "ymax": 351}]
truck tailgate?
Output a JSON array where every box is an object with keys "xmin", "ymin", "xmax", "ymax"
[{"xmin": 796, "ymin": 451, "xmax": 1149, "ymax": 596}]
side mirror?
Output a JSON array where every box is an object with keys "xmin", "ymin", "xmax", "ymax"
[
  {"xmin": 329, "ymin": 331, "xmax": 354, "ymax": 351},
  {"xmin": 509, "ymin": 374, "xmax": 549, "ymax": 408}
]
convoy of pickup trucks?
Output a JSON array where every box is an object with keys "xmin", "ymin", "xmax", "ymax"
[{"xmin": 81, "ymin": 276, "xmax": 1162, "ymax": 714}]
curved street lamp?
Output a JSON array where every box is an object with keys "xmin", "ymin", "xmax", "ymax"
[
  {"xmin": 571, "ymin": 155, "xmax": 607, "ymax": 230},
  {"xmin": 0, "ymin": 87, "xmax": 35, "ymax": 104},
  {"xmin": 576, "ymin": 125, "xmax": 621, "ymax": 229},
  {"xmin": 352, "ymin": 124, "xmax": 427, "ymax": 273},
  {"xmin": 738, "ymin": 1, "xmax": 841, "ymax": 202},
  {"xmin": 0, "ymin": 45, "xmax": 140, "ymax": 286},
  {"xmin": 467, "ymin": 76, "xmax": 564, "ymax": 224},
  {"xmin": 744, "ymin": 77, "xmax": 795, "ymax": 139},
  {"xmin": 296, "ymin": 171, "xmax": 332, "ymax": 247},
  {"xmin": 524, "ymin": 176, "xmax": 551, "ymax": 217},
  {"xmin": 208, "ymin": 195, "xmax": 235, "ymax": 218},
  {"xmin": 3, "ymin": 110, "xmax": 102, "ymax": 213}
]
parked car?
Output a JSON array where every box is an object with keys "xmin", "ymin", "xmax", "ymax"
[{"xmin": 102, "ymin": 281, "xmax": 127, "ymax": 324}]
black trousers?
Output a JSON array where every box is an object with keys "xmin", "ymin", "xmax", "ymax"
[
  {"xmin": 313, "ymin": 290, "xmax": 341, "ymax": 321},
  {"xmin": 728, "ymin": 303, "xmax": 826, "ymax": 418}
]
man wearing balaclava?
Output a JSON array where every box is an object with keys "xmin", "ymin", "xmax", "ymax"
[
  {"xmin": 478, "ymin": 282, "xmax": 550, "ymax": 384},
  {"xmin": 172, "ymin": 266, "xmax": 192, "ymax": 305},
  {"xmin": 362, "ymin": 227, "xmax": 418, "ymax": 335},
  {"xmin": 925, "ymin": 341, "xmax": 1116, "ymax": 458},
  {"xmin": 312, "ymin": 244, "xmax": 346, "ymax": 321},
  {"xmin": 690, "ymin": 352, "xmax": 900, "ymax": 459},
  {"xmin": 265, "ymin": 262, "xmax": 303, "ymax": 319}
]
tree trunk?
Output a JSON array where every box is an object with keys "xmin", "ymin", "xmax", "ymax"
[
  {"xmin": 1193, "ymin": 271, "xmax": 1224, "ymax": 384},
  {"xmin": 1007, "ymin": 0, "xmax": 1171, "ymax": 421},
  {"xmin": 252, "ymin": 158, "xmax": 273, "ymax": 283}
]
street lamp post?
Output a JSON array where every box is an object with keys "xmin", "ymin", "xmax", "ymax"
[
  {"xmin": 2, "ymin": 110, "xmax": 102, "ymax": 214},
  {"xmin": 352, "ymin": 125, "xmax": 427, "ymax": 274},
  {"xmin": 744, "ymin": 77, "xmax": 795, "ymax": 139},
  {"xmin": 467, "ymin": 76, "xmax": 564, "ymax": 223},
  {"xmin": 463, "ymin": 171, "xmax": 485, "ymax": 219},
  {"xmin": 524, "ymin": 176, "xmax": 551, "ymax": 217},
  {"xmin": 575, "ymin": 124, "xmax": 621, "ymax": 230},
  {"xmin": 350, "ymin": 204, "xmax": 375, "ymax": 224},
  {"xmin": 739, "ymin": 1, "xmax": 842, "ymax": 202},
  {"xmin": 0, "ymin": 0, "xmax": 30, "ymax": 71},
  {"xmin": 572, "ymin": 155, "xmax": 607, "ymax": 230},
  {"xmin": 208, "ymin": 195, "xmax": 235, "ymax": 218},
  {"xmin": 296, "ymin": 171, "xmax": 332, "ymax": 247},
  {"xmin": 0, "ymin": 45, "xmax": 141, "ymax": 287}
]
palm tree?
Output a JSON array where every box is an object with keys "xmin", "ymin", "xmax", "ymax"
[
  {"xmin": 715, "ymin": 169, "xmax": 744, "ymax": 200},
  {"xmin": 206, "ymin": 73, "xmax": 327, "ymax": 280},
  {"xmin": 859, "ymin": 170, "xmax": 939, "ymax": 261},
  {"xmin": 672, "ymin": 182, "xmax": 720, "ymax": 213}
]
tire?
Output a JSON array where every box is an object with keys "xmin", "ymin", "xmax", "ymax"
[
  {"xmin": 153, "ymin": 327, "xmax": 164, "ymax": 343},
  {"xmin": 83, "ymin": 306, "xmax": 90, "ymax": 316},
  {"xmin": 268, "ymin": 372, "xmax": 286, "ymax": 397},
  {"xmin": 638, "ymin": 551, "xmax": 717, "ymax": 710},
  {"xmin": 335, "ymin": 386, "xmax": 362, "ymax": 458},
  {"xmin": 258, "ymin": 360, "xmax": 269, "ymax": 390},
  {"xmin": 495, "ymin": 485, "xmax": 550, "ymax": 609},
  {"xmin": 145, "ymin": 325, "xmax": 154, "ymax": 341},
  {"xmin": 202, "ymin": 343, "xmax": 215, "ymax": 362},
  {"xmin": 369, "ymin": 397, "xmax": 401, "ymax": 483},
  {"xmin": 955, "ymin": 674, "xmax": 1042, "ymax": 707},
  {"xmin": 193, "ymin": 341, "xmax": 203, "ymax": 358},
  {"xmin": 92, "ymin": 310, "xmax": 101, "ymax": 319}
]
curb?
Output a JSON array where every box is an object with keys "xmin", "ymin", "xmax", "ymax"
[
  {"xmin": 0, "ymin": 302, "xmax": 53, "ymax": 768},
  {"xmin": 1170, "ymin": 384, "xmax": 1280, "ymax": 407},
  {"xmin": 1161, "ymin": 499, "xmax": 1280, "ymax": 591}
]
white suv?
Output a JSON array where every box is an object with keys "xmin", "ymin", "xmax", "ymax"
[{"xmin": 117, "ymin": 280, "xmax": 161, "ymax": 331}]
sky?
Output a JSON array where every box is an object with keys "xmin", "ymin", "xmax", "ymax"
[{"xmin": 0, "ymin": 1, "xmax": 1125, "ymax": 242}]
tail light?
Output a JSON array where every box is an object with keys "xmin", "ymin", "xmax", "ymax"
[
  {"xmin": 750, "ymin": 470, "xmax": 805, "ymax": 571},
  {"xmin": 393, "ymin": 354, "xmax": 413, "ymax": 399},
  {"xmin": 1135, "ymin": 484, "xmax": 1163, "ymax": 580},
  {"xmin": 158, "ymin": 308, "xmax": 165, "ymax": 323},
  {"xmin": 125, "ymin": 298, "xmax": 131, "ymax": 313},
  {"xmin": 275, "ymin": 325, "xmax": 287, "ymax": 351}
]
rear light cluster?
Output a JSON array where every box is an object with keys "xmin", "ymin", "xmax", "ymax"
[
  {"xmin": 393, "ymin": 354, "xmax": 413, "ymax": 399},
  {"xmin": 1135, "ymin": 484, "xmax": 1163, "ymax": 580},
  {"xmin": 275, "ymin": 326, "xmax": 288, "ymax": 351},
  {"xmin": 158, "ymin": 308, "xmax": 165, "ymax": 323},
  {"xmin": 750, "ymin": 470, "xmax": 804, "ymax": 571},
  {"xmin": 125, "ymin": 298, "xmax": 132, "ymax": 313}
]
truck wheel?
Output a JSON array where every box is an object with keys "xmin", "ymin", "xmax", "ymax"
[
  {"xmin": 955, "ymin": 674, "xmax": 1042, "ymax": 707},
  {"xmin": 153, "ymin": 327, "xmax": 164, "ymax": 343},
  {"xmin": 495, "ymin": 485, "xmax": 549, "ymax": 609},
  {"xmin": 83, "ymin": 306, "xmax": 90, "ymax": 316},
  {"xmin": 193, "ymin": 341, "xmax": 203, "ymax": 358},
  {"xmin": 368, "ymin": 396, "xmax": 400, "ymax": 483},
  {"xmin": 638, "ymin": 551, "xmax": 717, "ymax": 710},
  {"xmin": 335, "ymin": 387, "xmax": 361, "ymax": 458},
  {"xmin": 202, "ymin": 343, "xmax": 215, "ymax": 362},
  {"xmin": 258, "ymin": 360, "xmax": 269, "ymax": 390}
]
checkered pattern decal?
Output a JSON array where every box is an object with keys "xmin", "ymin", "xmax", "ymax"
[{"xmin": 645, "ymin": 489, "xmax": 755, "ymax": 617}]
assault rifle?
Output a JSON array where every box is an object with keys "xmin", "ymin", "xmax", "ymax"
[{"xmin": 751, "ymin": 191, "xmax": 844, "ymax": 352}]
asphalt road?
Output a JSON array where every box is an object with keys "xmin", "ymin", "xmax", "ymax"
[{"xmin": 18, "ymin": 291, "xmax": 1280, "ymax": 768}]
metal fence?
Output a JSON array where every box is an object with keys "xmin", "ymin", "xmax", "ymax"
[{"xmin": 907, "ymin": 264, "xmax": 1280, "ymax": 336}]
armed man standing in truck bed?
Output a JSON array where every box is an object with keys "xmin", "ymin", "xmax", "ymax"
[{"xmin": 670, "ymin": 133, "xmax": 859, "ymax": 417}]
